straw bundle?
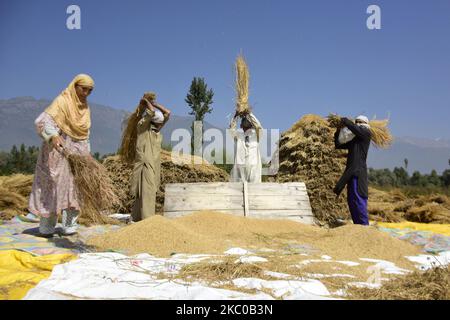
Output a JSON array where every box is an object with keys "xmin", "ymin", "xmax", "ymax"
[
  {"xmin": 118, "ymin": 92, "xmax": 156, "ymax": 163},
  {"xmin": 235, "ymin": 55, "xmax": 250, "ymax": 115},
  {"xmin": 327, "ymin": 114, "xmax": 393, "ymax": 148},
  {"xmin": 65, "ymin": 152, "xmax": 120, "ymax": 224},
  {"xmin": 349, "ymin": 266, "xmax": 450, "ymax": 300}
]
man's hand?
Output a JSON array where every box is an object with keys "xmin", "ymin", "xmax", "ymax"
[{"xmin": 51, "ymin": 135, "xmax": 64, "ymax": 150}]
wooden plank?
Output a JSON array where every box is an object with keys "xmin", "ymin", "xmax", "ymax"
[
  {"xmin": 243, "ymin": 181, "xmax": 249, "ymax": 217},
  {"xmin": 164, "ymin": 182, "xmax": 243, "ymax": 195},
  {"xmin": 164, "ymin": 209, "xmax": 244, "ymax": 218},
  {"xmin": 248, "ymin": 197, "xmax": 312, "ymax": 210},
  {"xmin": 165, "ymin": 210, "xmax": 315, "ymax": 224},
  {"xmin": 164, "ymin": 194, "xmax": 244, "ymax": 211},
  {"xmin": 247, "ymin": 183, "xmax": 307, "ymax": 196},
  {"xmin": 166, "ymin": 209, "xmax": 313, "ymax": 217},
  {"xmin": 163, "ymin": 182, "xmax": 315, "ymax": 225}
]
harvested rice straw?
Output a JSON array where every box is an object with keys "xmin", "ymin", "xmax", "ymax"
[
  {"xmin": 327, "ymin": 114, "xmax": 393, "ymax": 148},
  {"xmin": 235, "ymin": 54, "xmax": 250, "ymax": 115},
  {"xmin": 64, "ymin": 150, "xmax": 120, "ymax": 224},
  {"xmin": 118, "ymin": 92, "xmax": 156, "ymax": 163}
]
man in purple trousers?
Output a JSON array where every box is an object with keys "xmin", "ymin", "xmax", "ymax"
[{"xmin": 333, "ymin": 116, "xmax": 372, "ymax": 226}]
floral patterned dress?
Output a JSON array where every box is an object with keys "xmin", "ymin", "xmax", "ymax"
[{"xmin": 28, "ymin": 112, "xmax": 90, "ymax": 218}]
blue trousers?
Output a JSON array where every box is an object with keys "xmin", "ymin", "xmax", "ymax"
[{"xmin": 347, "ymin": 177, "xmax": 369, "ymax": 225}]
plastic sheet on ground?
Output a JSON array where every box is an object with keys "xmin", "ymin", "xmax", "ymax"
[
  {"xmin": 377, "ymin": 222, "xmax": 450, "ymax": 237},
  {"xmin": 0, "ymin": 250, "xmax": 75, "ymax": 300},
  {"xmin": 23, "ymin": 252, "xmax": 338, "ymax": 300},
  {"xmin": 0, "ymin": 216, "xmax": 120, "ymax": 255},
  {"xmin": 377, "ymin": 222, "xmax": 450, "ymax": 253}
]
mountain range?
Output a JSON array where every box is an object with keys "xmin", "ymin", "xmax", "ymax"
[{"xmin": 1, "ymin": 97, "xmax": 449, "ymax": 174}]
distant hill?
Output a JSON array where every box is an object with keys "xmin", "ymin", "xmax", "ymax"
[
  {"xmin": 368, "ymin": 137, "xmax": 450, "ymax": 174},
  {"xmin": 1, "ymin": 97, "xmax": 449, "ymax": 173},
  {"xmin": 0, "ymin": 97, "xmax": 222, "ymax": 155}
]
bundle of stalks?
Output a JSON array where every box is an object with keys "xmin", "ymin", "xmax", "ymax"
[
  {"xmin": 177, "ymin": 257, "xmax": 266, "ymax": 283},
  {"xmin": 118, "ymin": 92, "xmax": 156, "ymax": 164},
  {"xmin": 327, "ymin": 114, "xmax": 393, "ymax": 148},
  {"xmin": 235, "ymin": 54, "xmax": 250, "ymax": 115},
  {"xmin": 348, "ymin": 266, "xmax": 450, "ymax": 300},
  {"xmin": 65, "ymin": 152, "xmax": 120, "ymax": 224}
]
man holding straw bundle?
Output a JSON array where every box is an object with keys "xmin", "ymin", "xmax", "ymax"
[
  {"xmin": 119, "ymin": 93, "xmax": 171, "ymax": 221},
  {"xmin": 229, "ymin": 54, "xmax": 263, "ymax": 183},
  {"xmin": 333, "ymin": 116, "xmax": 372, "ymax": 225},
  {"xmin": 28, "ymin": 74, "xmax": 95, "ymax": 237}
]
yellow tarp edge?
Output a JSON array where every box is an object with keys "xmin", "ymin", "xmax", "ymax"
[
  {"xmin": 376, "ymin": 221, "xmax": 450, "ymax": 237},
  {"xmin": 0, "ymin": 250, "xmax": 76, "ymax": 300}
]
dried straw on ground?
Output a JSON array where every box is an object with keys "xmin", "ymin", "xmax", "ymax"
[
  {"xmin": 0, "ymin": 174, "xmax": 33, "ymax": 220},
  {"xmin": 349, "ymin": 266, "xmax": 450, "ymax": 300},
  {"xmin": 368, "ymin": 187, "xmax": 450, "ymax": 224},
  {"xmin": 118, "ymin": 92, "xmax": 156, "ymax": 164},
  {"xmin": 235, "ymin": 54, "xmax": 250, "ymax": 115},
  {"xmin": 327, "ymin": 114, "xmax": 393, "ymax": 148},
  {"xmin": 275, "ymin": 114, "xmax": 349, "ymax": 225},
  {"xmin": 66, "ymin": 153, "xmax": 120, "ymax": 224},
  {"xmin": 103, "ymin": 151, "xmax": 229, "ymax": 213}
]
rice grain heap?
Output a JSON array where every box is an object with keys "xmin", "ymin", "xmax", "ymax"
[
  {"xmin": 87, "ymin": 211, "xmax": 421, "ymax": 264},
  {"xmin": 103, "ymin": 150, "xmax": 229, "ymax": 213},
  {"xmin": 275, "ymin": 114, "xmax": 349, "ymax": 225}
]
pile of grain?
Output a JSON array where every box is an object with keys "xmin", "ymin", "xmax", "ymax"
[
  {"xmin": 103, "ymin": 150, "xmax": 229, "ymax": 213},
  {"xmin": 0, "ymin": 174, "xmax": 33, "ymax": 220},
  {"xmin": 369, "ymin": 187, "xmax": 450, "ymax": 224},
  {"xmin": 349, "ymin": 266, "xmax": 450, "ymax": 300},
  {"xmin": 275, "ymin": 114, "xmax": 349, "ymax": 225},
  {"xmin": 87, "ymin": 211, "xmax": 421, "ymax": 265}
]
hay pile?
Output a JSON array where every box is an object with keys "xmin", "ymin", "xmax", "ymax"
[
  {"xmin": 275, "ymin": 114, "xmax": 349, "ymax": 225},
  {"xmin": 0, "ymin": 174, "xmax": 33, "ymax": 220},
  {"xmin": 369, "ymin": 188, "xmax": 450, "ymax": 223},
  {"xmin": 349, "ymin": 266, "xmax": 450, "ymax": 300},
  {"xmin": 88, "ymin": 211, "xmax": 421, "ymax": 263},
  {"xmin": 103, "ymin": 150, "xmax": 229, "ymax": 213}
]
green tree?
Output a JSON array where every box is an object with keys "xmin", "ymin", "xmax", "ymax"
[
  {"xmin": 393, "ymin": 167, "xmax": 409, "ymax": 186},
  {"xmin": 442, "ymin": 169, "xmax": 450, "ymax": 187},
  {"xmin": 410, "ymin": 171, "xmax": 426, "ymax": 187},
  {"xmin": 185, "ymin": 77, "xmax": 214, "ymax": 155},
  {"xmin": 427, "ymin": 169, "xmax": 442, "ymax": 187}
]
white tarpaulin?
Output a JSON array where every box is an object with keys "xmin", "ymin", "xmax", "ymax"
[{"xmin": 23, "ymin": 252, "xmax": 335, "ymax": 300}]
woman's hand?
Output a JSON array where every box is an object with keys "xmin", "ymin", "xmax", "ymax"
[{"xmin": 51, "ymin": 135, "xmax": 64, "ymax": 150}]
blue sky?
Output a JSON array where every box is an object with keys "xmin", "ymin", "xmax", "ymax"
[{"xmin": 1, "ymin": 0, "xmax": 450, "ymax": 139}]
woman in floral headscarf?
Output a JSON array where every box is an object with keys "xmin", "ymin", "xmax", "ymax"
[{"xmin": 28, "ymin": 74, "xmax": 95, "ymax": 237}]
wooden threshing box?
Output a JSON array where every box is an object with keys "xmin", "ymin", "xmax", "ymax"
[{"xmin": 164, "ymin": 182, "xmax": 315, "ymax": 225}]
